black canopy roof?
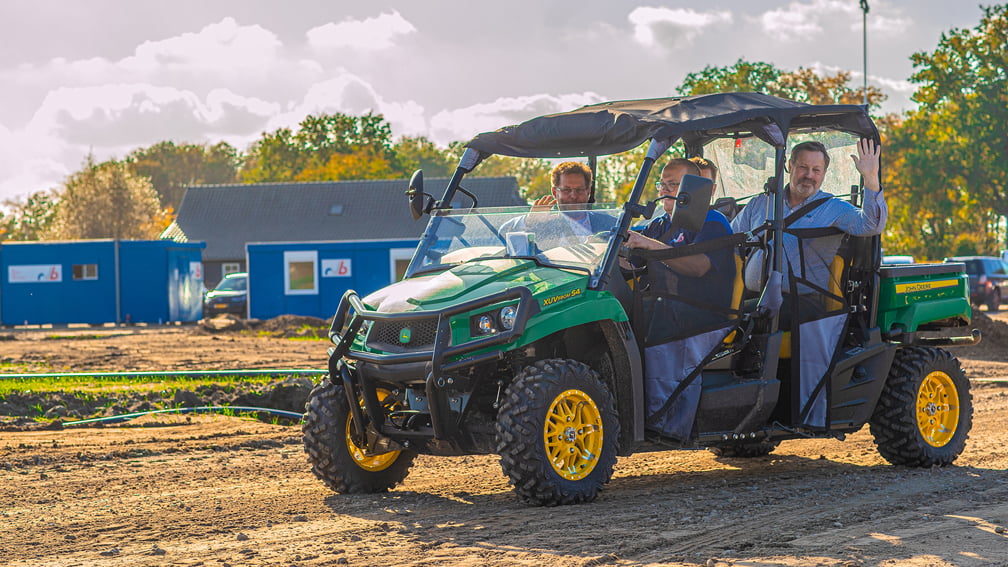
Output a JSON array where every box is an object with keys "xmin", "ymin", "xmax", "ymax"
[{"xmin": 465, "ymin": 92, "xmax": 878, "ymax": 159}]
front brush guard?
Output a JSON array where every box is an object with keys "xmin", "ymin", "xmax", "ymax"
[{"xmin": 329, "ymin": 287, "xmax": 539, "ymax": 441}]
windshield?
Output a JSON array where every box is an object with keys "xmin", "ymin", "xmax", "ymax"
[
  {"xmin": 214, "ymin": 276, "xmax": 247, "ymax": 292},
  {"xmin": 705, "ymin": 130, "xmax": 865, "ymax": 205},
  {"xmin": 411, "ymin": 204, "xmax": 620, "ymax": 276}
]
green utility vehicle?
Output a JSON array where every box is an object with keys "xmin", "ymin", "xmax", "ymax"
[{"xmin": 303, "ymin": 93, "xmax": 979, "ymax": 506}]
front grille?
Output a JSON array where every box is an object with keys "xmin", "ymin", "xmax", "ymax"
[{"xmin": 366, "ymin": 317, "xmax": 444, "ymax": 350}]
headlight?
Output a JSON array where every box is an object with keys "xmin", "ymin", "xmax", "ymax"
[
  {"xmin": 476, "ymin": 314, "xmax": 496, "ymax": 335},
  {"xmin": 499, "ymin": 305, "xmax": 518, "ymax": 330}
]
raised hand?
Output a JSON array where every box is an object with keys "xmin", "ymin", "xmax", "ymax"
[
  {"xmin": 530, "ymin": 194, "xmax": 556, "ymax": 213},
  {"xmin": 850, "ymin": 138, "xmax": 881, "ymax": 191}
]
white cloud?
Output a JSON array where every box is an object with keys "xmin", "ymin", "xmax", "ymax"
[
  {"xmin": 864, "ymin": 14, "xmax": 910, "ymax": 34},
  {"xmin": 268, "ymin": 72, "xmax": 427, "ymax": 141},
  {"xmin": 629, "ymin": 7, "xmax": 733, "ymax": 49},
  {"xmin": 428, "ymin": 93, "xmax": 606, "ymax": 147},
  {"xmin": 0, "ymin": 121, "xmax": 70, "ymax": 203},
  {"xmin": 122, "ymin": 17, "xmax": 282, "ymax": 74},
  {"xmin": 30, "ymin": 84, "xmax": 278, "ymax": 150},
  {"xmin": 307, "ymin": 11, "xmax": 417, "ymax": 52},
  {"xmin": 760, "ymin": 0, "xmax": 856, "ymax": 40},
  {"xmin": 870, "ymin": 75, "xmax": 914, "ymax": 94},
  {"xmin": 0, "ymin": 82, "xmax": 284, "ymax": 202}
]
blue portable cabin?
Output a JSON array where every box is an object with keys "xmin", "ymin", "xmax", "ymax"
[
  {"xmin": 160, "ymin": 176, "xmax": 525, "ymax": 320},
  {"xmin": 246, "ymin": 239, "xmax": 417, "ymax": 320},
  {"xmin": 160, "ymin": 177, "xmax": 525, "ymax": 290},
  {"xmin": 0, "ymin": 240, "xmax": 205, "ymax": 326}
]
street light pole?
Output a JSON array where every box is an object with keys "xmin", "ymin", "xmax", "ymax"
[{"xmin": 860, "ymin": 0, "xmax": 869, "ymax": 106}]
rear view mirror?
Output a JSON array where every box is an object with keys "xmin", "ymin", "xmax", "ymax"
[
  {"xmin": 407, "ymin": 170, "xmax": 432, "ymax": 220},
  {"xmin": 668, "ymin": 174, "xmax": 713, "ymax": 234}
]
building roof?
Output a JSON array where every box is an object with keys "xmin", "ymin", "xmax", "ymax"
[{"xmin": 161, "ymin": 177, "xmax": 524, "ymax": 261}]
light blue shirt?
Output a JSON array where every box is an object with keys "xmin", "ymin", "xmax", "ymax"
[{"xmin": 732, "ymin": 187, "xmax": 887, "ymax": 294}]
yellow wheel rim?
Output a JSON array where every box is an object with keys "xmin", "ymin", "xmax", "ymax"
[
  {"xmin": 916, "ymin": 370, "xmax": 960, "ymax": 447},
  {"xmin": 345, "ymin": 389, "xmax": 401, "ymax": 472},
  {"xmin": 543, "ymin": 389, "xmax": 604, "ymax": 481}
]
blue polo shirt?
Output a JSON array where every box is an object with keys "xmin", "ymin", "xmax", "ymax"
[{"xmin": 640, "ymin": 209, "xmax": 734, "ymax": 308}]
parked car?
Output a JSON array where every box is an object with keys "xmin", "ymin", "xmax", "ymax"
[
  {"xmin": 945, "ymin": 256, "xmax": 1008, "ymax": 312},
  {"xmin": 203, "ymin": 272, "xmax": 248, "ymax": 317},
  {"xmin": 882, "ymin": 255, "xmax": 915, "ymax": 265}
]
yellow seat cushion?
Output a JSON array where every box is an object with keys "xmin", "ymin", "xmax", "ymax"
[{"xmin": 779, "ymin": 254, "xmax": 845, "ymax": 359}]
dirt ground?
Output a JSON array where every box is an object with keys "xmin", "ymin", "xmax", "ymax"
[{"xmin": 2, "ymin": 313, "xmax": 1008, "ymax": 567}]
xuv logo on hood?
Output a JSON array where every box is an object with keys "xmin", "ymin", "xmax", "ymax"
[
  {"xmin": 542, "ymin": 288, "xmax": 582, "ymax": 306},
  {"xmin": 399, "ymin": 327, "xmax": 412, "ymax": 344}
]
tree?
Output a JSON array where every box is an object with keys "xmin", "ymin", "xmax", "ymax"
[
  {"xmin": 678, "ymin": 59, "xmax": 887, "ymax": 110},
  {"xmin": 127, "ymin": 141, "xmax": 239, "ymax": 210},
  {"xmin": 296, "ymin": 147, "xmax": 399, "ymax": 181},
  {"xmin": 902, "ymin": 4, "xmax": 1008, "ymax": 251},
  {"xmin": 447, "ymin": 141, "xmax": 552, "ymax": 202},
  {"xmin": 882, "ymin": 112, "xmax": 1001, "ymax": 258},
  {"xmin": 241, "ymin": 112, "xmax": 399, "ymax": 183},
  {"xmin": 47, "ymin": 158, "xmax": 165, "ymax": 240},
  {"xmin": 393, "ymin": 136, "xmax": 455, "ymax": 178},
  {"xmin": 0, "ymin": 190, "xmax": 59, "ymax": 241}
]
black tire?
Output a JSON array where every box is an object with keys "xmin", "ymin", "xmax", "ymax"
[
  {"xmin": 988, "ymin": 289, "xmax": 1001, "ymax": 312},
  {"xmin": 708, "ymin": 439, "xmax": 780, "ymax": 458},
  {"xmin": 496, "ymin": 359, "xmax": 619, "ymax": 506},
  {"xmin": 869, "ymin": 347, "xmax": 972, "ymax": 467},
  {"xmin": 302, "ymin": 376, "xmax": 416, "ymax": 493}
]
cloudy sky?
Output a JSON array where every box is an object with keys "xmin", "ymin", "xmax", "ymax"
[{"xmin": 0, "ymin": 0, "xmax": 986, "ymax": 203}]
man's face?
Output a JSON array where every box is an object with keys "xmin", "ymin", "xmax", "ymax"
[
  {"xmin": 551, "ymin": 172, "xmax": 590, "ymax": 207},
  {"xmin": 658, "ymin": 165, "xmax": 690, "ymax": 214},
  {"xmin": 788, "ymin": 149, "xmax": 827, "ymax": 202}
]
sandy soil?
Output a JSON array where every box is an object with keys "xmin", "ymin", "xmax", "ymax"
[{"xmin": 2, "ymin": 313, "xmax": 1008, "ymax": 567}]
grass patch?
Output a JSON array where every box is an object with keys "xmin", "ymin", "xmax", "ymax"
[
  {"xmin": 0, "ymin": 359, "xmax": 50, "ymax": 373},
  {"xmin": 0, "ymin": 373, "xmax": 279, "ymax": 397}
]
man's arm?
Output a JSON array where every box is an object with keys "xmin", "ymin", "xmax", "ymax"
[
  {"xmin": 625, "ymin": 231, "xmax": 712, "ymax": 277},
  {"xmin": 829, "ymin": 138, "xmax": 888, "ymax": 235}
]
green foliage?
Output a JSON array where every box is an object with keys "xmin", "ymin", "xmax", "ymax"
[
  {"xmin": 452, "ymin": 140, "xmax": 551, "ymax": 202},
  {"xmin": 394, "ymin": 136, "xmax": 456, "ymax": 178},
  {"xmin": 47, "ymin": 157, "xmax": 165, "ymax": 240},
  {"xmin": 679, "ymin": 60, "xmax": 783, "ymax": 96},
  {"xmin": 678, "ymin": 58, "xmax": 886, "ymax": 110},
  {"xmin": 0, "ymin": 190, "xmax": 59, "ymax": 241},
  {"xmin": 127, "ymin": 141, "xmax": 239, "ymax": 210},
  {"xmin": 594, "ymin": 142, "xmax": 687, "ymax": 204},
  {"xmin": 241, "ymin": 112, "xmax": 400, "ymax": 183},
  {"xmin": 884, "ymin": 5, "xmax": 1008, "ymax": 257}
]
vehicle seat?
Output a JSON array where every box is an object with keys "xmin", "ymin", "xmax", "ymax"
[
  {"xmin": 712, "ymin": 197, "xmax": 740, "ymax": 221},
  {"xmin": 723, "ymin": 253, "xmax": 745, "ymax": 344},
  {"xmin": 779, "ymin": 235, "xmax": 874, "ymax": 358}
]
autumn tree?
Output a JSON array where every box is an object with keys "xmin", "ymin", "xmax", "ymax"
[
  {"xmin": 0, "ymin": 190, "xmax": 59, "ymax": 241},
  {"xmin": 47, "ymin": 158, "xmax": 165, "ymax": 240},
  {"xmin": 882, "ymin": 111, "xmax": 1001, "ymax": 258},
  {"xmin": 895, "ymin": 4, "xmax": 1008, "ymax": 253},
  {"xmin": 446, "ymin": 141, "xmax": 552, "ymax": 202},
  {"xmin": 393, "ymin": 136, "xmax": 455, "ymax": 178},
  {"xmin": 127, "ymin": 141, "xmax": 239, "ymax": 210},
  {"xmin": 678, "ymin": 58, "xmax": 887, "ymax": 110},
  {"xmin": 241, "ymin": 112, "xmax": 398, "ymax": 183}
]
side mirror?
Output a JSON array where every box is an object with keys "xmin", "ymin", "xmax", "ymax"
[
  {"xmin": 406, "ymin": 170, "xmax": 431, "ymax": 220},
  {"xmin": 668, "ymin": 174, "xmax": 713, "ymax": 234}
]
